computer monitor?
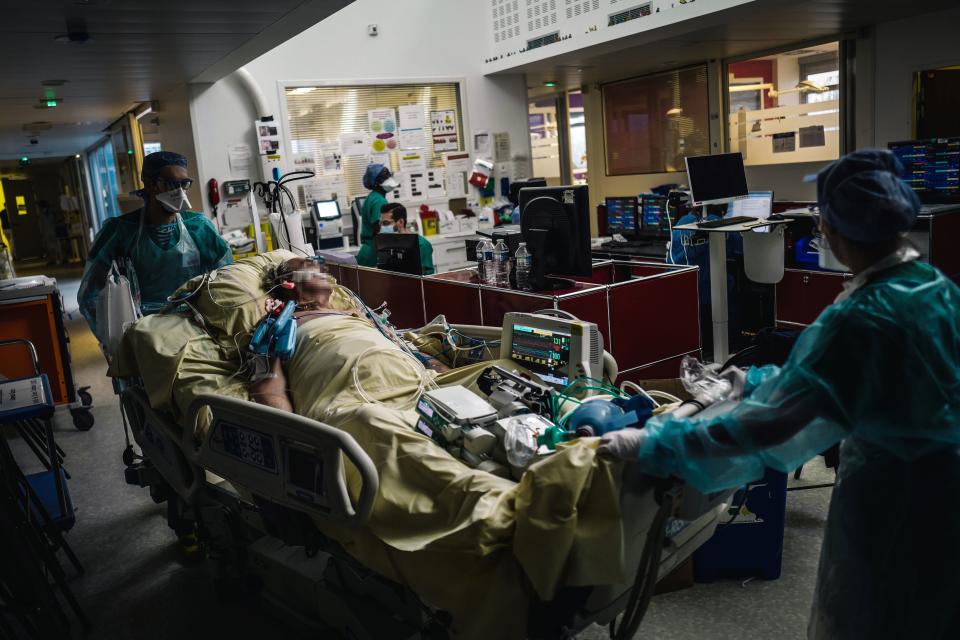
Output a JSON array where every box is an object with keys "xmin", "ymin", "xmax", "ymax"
[
  {"xmin": 685, "ymin": 153, "xmax": 749, "ymax": 206},
  {"xmin": 605, "ymin": 197, "xmax": 639, "ymax": 237},
  {"xmin": 728, "ymin": 190, "xmax": 774, "ymax": 233},
  {"xmin": 501, "ymin": 312, "xmax": 603, "ymax": 388},
  {"xmin": 888, "ymin": 138, "xmax": 960, "ymax": 204},
  {"xmin": 375, "ymin": 234, "xmax": 422, "ymax": 275},
  {"xmin": 640, "ymin": 195, "xmax": 669, "ymax": 237},
  {"xmin": 518, "ymin": 185, "xmax": 592, "ymax": 291},
  {"xmin": 313, "ymin": 200, "xmax": 341, "ymax": 221},
  {"xmin": 509, "ymin": 178, "xmax": 548, "ymax": 206}
]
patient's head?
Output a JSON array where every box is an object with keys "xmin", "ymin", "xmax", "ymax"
[{"xmin": 267, "ymin": 258, "xmax": 334, "ymax": 309}]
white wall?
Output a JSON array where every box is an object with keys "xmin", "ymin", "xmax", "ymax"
[
  {"xmin": 189, "ymin": 0, "xmax": 531, "ymax": 214},
  {"xmin": 872, "ymin": 6, "xmax": 960, "ymax": 147}
]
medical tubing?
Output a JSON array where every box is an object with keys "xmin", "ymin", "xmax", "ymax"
[
  {"xmin": 351, "ymin": 345, "xmax": 427, "ymax": 407},
  {"xmin": 620, "ymin": 381, "xmax": 662, "ymax": 408}
]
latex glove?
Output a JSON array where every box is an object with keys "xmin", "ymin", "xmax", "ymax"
[
  {"xmin": 598, "ymin": 428, "xmax": 647, "ymax": 460},
  {"xmin": 719, "ymin": 366, "xmax": 747, "ymax": 401}
]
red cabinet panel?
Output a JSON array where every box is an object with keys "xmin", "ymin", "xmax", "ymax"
[
  {"xmin": 423, "ymin": 280, "xmax": 482, "ymax": 325},
  {"xmin": 775, "ymin": 269, "xmax": 848, "ymax": 327},
  {"xmin": 356, "ymin": 269, "xmax": 425, "ymax": 329}
]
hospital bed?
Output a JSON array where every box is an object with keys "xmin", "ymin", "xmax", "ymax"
[{"xmin": 116, "ymin": 313, "xmax": 734, "ymax": 640}]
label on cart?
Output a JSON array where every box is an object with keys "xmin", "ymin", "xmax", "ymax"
[{"xmin": 0, "ymin": 376, "xmax": 45, "ymax": 413}]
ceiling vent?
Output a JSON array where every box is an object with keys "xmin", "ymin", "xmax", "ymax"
[{"xmin": 527, "ymin": 31, "xmax": 562, "ymax": 51}]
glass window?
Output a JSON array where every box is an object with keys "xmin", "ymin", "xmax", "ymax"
[
  {"xmin": 727, "ymin": 42, "xmax": 840, "ymax": 166},
  {"xmin": 284, "ymin": 83, "xmax": 463, "ymax": 206},
  {"xmin": 568, "ymin": 90, "xmax": 587, "ymax": 184},
  {"xmin": 602, "ymin": 65, "xmax": 710, "ymax": 175},
  {"xmin": 529, "ymin": 98, "xmax": 561, "ymax": 183},
  {"xmin": 87, "ymin": 141, "xmax": 121, "ymax": 229}
]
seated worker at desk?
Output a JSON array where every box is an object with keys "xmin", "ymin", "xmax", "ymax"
[
  {"xmin": 250, "ymin": 258, "xmax": 446, "ymax": 413},
  {"xmin": 78, "ymin": 151, "xmax": 232, "ymax": 338},
  {"xmin": 356, "ymin": 203, "xmax": 435, "ymax": 275}
]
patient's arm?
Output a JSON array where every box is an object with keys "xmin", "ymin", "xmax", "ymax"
[{"xmin": 249, "ymin": 357, "xmax": 294, "ymax": 412}]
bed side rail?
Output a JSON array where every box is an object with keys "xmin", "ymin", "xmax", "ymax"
[
  {"xmin": 184, "ymin": 395, "xmax": 379, "ymax": 529},
  {"xmin": 120, "ymin": 386, "xmax": 203, "ymax": 504}
]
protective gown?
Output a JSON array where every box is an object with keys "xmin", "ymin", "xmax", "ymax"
[
  {"xmin": 637, "ymin": 256, "xmax": 960, "ymax": 638},
  {"xmin": 78, "ymin": 209, "xmax": 231, "ymax": 337}
]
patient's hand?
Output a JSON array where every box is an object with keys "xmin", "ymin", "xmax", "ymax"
[{"xmin": 249, "ymin": 357, "xmax": 294, "ymax": 412}]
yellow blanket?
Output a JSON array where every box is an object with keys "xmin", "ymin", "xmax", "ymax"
[{"xmin": 114, "ymin": 252, "xmax": 627, "ymax": 639}]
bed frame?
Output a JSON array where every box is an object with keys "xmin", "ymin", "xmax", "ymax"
[{"xmin": 118, "ymin": 342, "xmax": 730, "ymax": 639}]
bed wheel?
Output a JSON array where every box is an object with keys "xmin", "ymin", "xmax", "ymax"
[
  {"xmin": 77, "ymin": 386, "xmax": 93, "ymax": 407},
  {"xmin": 71, "ymin": 407, "xmax": 95, "ymax": 431}
]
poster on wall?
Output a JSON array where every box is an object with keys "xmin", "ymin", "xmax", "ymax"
[
  {"xmin": 405, "ymin": 172, "xmax": 427, "ymax": 200},
  {"xmin": 368, "ymin": 108, "xmax": 399, "ymax": 153},
  {"xmin": 398, "ymin": 105, "xmax": 426, "ymax": 149},
  {"xmin": 370, "ymin": 151, "xmax": 391, "ymax": 169},
  {"xmin": 431, "ymin": 110, "xmax": 459, "ymax": 152},
  {"xmin": 341, "ymin": 132, "xmax": 370, "ymax": 157},
  {"xmin": 399, "ymin": 150, "xmax": 426, "ymax": 174},
  {"xmin": 255, "ymin": 118, "xmax": 282, "ymax": 155},
  {"xmin": 426, "ymin": 168, "xmax": 446, "ymax": 199},
  {"xmin": 319, "ymin": 142, "xmax": 343, "ymax": 173},
  {"xmin": 291, "ymin": 151, "xmax": 316, "ymax": 174},
  {"xmin": 227, "ymin": 145, "xmax": 253, "ymax": 179},
  {"xmin": 493, "ymin": 132, "xmax": 511, "ymax": 162}
]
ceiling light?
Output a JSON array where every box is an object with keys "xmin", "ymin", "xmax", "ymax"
[
  {"xmin": 666, "ymin": 107, "xmax": 683, "ymax": 116},
  {"xmin": 75, "ymin": 154, "xmax": 81, "ymax": 159}
]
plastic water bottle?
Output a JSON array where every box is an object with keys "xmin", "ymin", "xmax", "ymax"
[
  {"xmin": 493, "ymin": 239, "xmax": 510, "ymax": 287},
  {"xmin": 477, "ymin": 238, "xmax": 496, "ymax": 286},
  {"xmin": 514, "ymin": 242, "xmax": 532, "ymax": 291}
]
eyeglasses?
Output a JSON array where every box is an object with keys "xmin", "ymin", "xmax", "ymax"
[{"xmin": 156, "ymin": 177, "xmax": 194, "ymax": 191}]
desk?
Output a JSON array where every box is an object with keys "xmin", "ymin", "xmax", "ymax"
[{"xmin": 675, "ymin": 219, "xmax": 791, "ymax": 364}]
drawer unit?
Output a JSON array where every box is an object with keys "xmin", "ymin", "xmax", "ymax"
[{"xmin": 427, "ymin": 233, "xmax": 476, "ymax": 273}]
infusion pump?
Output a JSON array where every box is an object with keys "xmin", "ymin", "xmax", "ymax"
[{"xmin": 501, "ymin": 312, "xmax": 603, "ymax": 389}]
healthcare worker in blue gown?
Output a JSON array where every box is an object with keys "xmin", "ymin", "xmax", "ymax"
[
  {"xmin": 602, "ymin": 150, "xmax": 960, "ymax": 639},
  {"xmin": 78, "ymin": 151, "xmax": 232, "ymax": 338}
]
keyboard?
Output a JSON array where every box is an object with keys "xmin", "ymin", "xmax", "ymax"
[{"xmin": 697, "ymin": 216, "xmax": 762, "ymax": 229}]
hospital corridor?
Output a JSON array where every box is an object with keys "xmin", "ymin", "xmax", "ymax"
[{"xmin": 1, "ymin": 1, "xmax": 959, "ymax": 639}]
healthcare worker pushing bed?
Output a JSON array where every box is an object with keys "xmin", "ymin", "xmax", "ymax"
[
  {"xmin": 601, "ymin": 149, "xmax": 960, "ymax": 638},
  {"xmin": 78, "ymin": 151, "xmax": 232, "ymax": 337}
]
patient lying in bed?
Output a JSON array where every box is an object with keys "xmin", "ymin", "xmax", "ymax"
[
  {"xmin": 115, "ymin": 251, "xmax": 628, "ymax": 639},
  {"xmin": 249, "ymin": 258, "xmax": 448, "ymax": 415}
]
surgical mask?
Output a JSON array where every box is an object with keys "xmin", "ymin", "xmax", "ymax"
[
  {"xmin": 380, "ymin": 177, "xmax": 400, "ymax": 191},
  {"xmin": 155, "ymin": 187, "xmax": 191, "ymax": 213},
  {"xmin": 379, "ymin": 224, "xmax": 396, "ymax": 234}
]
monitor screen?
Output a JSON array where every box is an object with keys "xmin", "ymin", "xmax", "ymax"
[
  {"xmin": 640, "ymin": 196, "xmax": 668, "ymax": 233},
  {"xmin": 313, "ymin": 200, "xmax": 341, "ymax": 220},
  {"xmin": 728, "ymin": 191, "xmax": 773, "ymax": 219},
  {"xmin": 888, "ymin": 138, "xmax": 960, "ymax": 203},
  {"xmin": 518, "ymin": 185, "xmax": 592, "ymax": 288},
  {"xmin": 685, "ymin": 153, "xmax": 749, "ymax": 205},
  {"xmin": 605, "ymin": 197, "xmax": 639, "ymax": 235},
  {"xmin": 509, "ymin": 323, "xmax": 572, "ymax": 387}
]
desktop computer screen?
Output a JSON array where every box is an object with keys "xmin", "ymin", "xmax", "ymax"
[
  {"xmin": 728, "ymin": 191, "xmax": 773, "ymax": 219},
  {"xmin": 640, "ymin": 195, "xmax": 669, "ymax": 235},
  {"xmin": 888, "ymin": 138, "xmax": 960, "ymax": 203},
  {"xmin": 605, "ymin": 197, "xmax": 639, "ymax": 236},
  {"xmin": 685, "ymin": 153, "xmax": 749, "ymax": 205}
]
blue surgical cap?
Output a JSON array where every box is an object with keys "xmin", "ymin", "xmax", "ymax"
[
  {"xmin": 362, "ymin": 163, "xmax": 388, "ymax": 191},
  {"xmin": 142, "ymin": 151, "xmax": 188, "ymax": 180},
  {"xmin": 814, "ymin": 149, "xmax": 920, "ymax": 243}
]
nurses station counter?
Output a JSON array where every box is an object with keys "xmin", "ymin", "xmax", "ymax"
[
  {"xmin": 324, "ymin": 259, "xmax": 702, "ymax": 383},
  {"xmin": 775, "ymin": 203, "xmax": 960, "ymax": 330}
]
